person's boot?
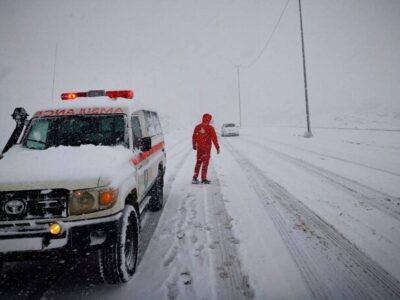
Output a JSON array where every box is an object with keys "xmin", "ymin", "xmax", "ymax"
[
  {"xmin": 192, "ymin": 177, "xmax": 199, "ymax": 184},
  {"xmin": 201, "ymin": 179, "xmax": 211, "ymax": 184}
]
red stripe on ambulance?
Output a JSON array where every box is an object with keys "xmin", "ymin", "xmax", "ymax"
[{"xmin": 131, "ymin": 141, "xmax": 165, "ymax": 166}]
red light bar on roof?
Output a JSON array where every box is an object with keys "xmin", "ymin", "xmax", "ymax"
[
  {"xmin": 61, "ymin": 90, "xmax": 134, "ymax": 100},
  {"xmin": 106, "ymin": 90, "xmax": 134, "ymax": 99},
  {"xmin": 61, "ymin": 92, "xmax": 87, "ymax": 100}
]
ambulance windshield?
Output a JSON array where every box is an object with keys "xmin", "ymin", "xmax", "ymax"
[{"xmin": 23, "ymin": 115, "xmax": 127, "ymax": 150}]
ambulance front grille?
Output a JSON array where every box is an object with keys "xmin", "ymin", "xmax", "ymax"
[{"xmin": 0, "ymin": 189, "xmax": 68, "ymax": 221}]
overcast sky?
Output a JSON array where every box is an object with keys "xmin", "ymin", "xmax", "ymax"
[{"xmin": 1, "ymin": 0, "xmax": 400, "ymax": 144}]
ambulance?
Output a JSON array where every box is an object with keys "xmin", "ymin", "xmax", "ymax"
[{"xmin": 0, "ymin": 90, "xmax": 166, "ymax": 283}]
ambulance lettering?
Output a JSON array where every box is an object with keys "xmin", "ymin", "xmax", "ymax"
[
  {"xmin": 33, "ymin": 107, "xmax": 125, "ymax": 118},
  {"xmin": 55, "ymin": 109, "xmax": 66, "ymax": 115},
  {"xmin": 90, "ymin": 108, "xmax": 100, "ymax": 114},
  {"xmin": 100, "ymin": 107, "xmax": 114, "ymax": 114},
  {"xmin": 44, "ymin": 110, "xmax": 55, "ymax": 117},
  {"xmin": 79, "ymin": 108, "xmax": 89, "ymax": 114}
]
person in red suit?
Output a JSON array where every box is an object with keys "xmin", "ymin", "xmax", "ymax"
[{"xmin": 192, "ymin": 113, "xmax": 220, "ymax": 184}]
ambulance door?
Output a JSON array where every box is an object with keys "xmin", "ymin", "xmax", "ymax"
[
  {"xmin": 150, "ymin": 112, "xmax": 164, "ymax": 177},
  {"xmin": 143, "ymin": 111, "xmax": 160, "ymax": 187},
  {"xmin": 131, "ymin": 113, "xmax": 147, "ymax": 201}
]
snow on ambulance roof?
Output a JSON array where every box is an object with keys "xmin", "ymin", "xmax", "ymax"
[{"xmin": 33, "ymin": 96, "xmax": 157, "ymax": 118}]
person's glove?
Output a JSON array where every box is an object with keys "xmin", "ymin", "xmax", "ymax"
[
  {"xmin": 193, "ymin": 145, "xmax": 196, "ymax": 150},
  {"xmin": 217, "ymin": 149, "xmax": 220, "ymax": 154}
]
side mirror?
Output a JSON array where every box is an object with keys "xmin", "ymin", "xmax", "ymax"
[
  {"xmin": 12, "ymin": 107, "xmax": 29, "ymax": 124},
  {"xmin": 140, "ymin": 137, "xmax": 152, "ymax": 152},
  {"xmin": 2, "ymin": 107, "xmax": 29, "ymax": 155}
]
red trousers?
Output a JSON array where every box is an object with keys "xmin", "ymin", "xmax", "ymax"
[{"xmin": 194, "ymin": 148, "xmax": 211, "ymax": 180}]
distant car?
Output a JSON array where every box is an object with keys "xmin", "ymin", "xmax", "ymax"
[{"xmin": 221, "ymin": 123, "xmax": 239, "ymax": 136}]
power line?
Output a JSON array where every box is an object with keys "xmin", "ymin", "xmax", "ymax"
[{"xmin": 241, "ymin": 0, "xmax": 291, "ymax": 69}]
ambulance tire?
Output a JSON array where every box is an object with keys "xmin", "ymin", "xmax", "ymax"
[
  {"xmin": 148, "ymin": 172, "xmax": 164, "ymax": 211},
  {"xmin": 98, "ymin": 205, "xmax": 139, "ymax": 284}
]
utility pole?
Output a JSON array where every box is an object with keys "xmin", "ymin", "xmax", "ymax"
[
  {"xmin": 51, "ymin": 42, "xmax": 58, "ymax": 103},
  {"xmin": 298, "ymin": 0, "xmax": 312, "ymax": 137},
  {"xmin": 236, "ymin": 65, "xmax": 242, "ymax": 127}
]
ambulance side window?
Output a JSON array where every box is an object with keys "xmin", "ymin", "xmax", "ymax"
[
  {"xmin": 144, "ymin": 111, "xmax": 158, "ymax": 137},
  {"xmin": 144, "ymin": 111, "xmax": 162, "ymax": 136},
  {"xmin": 152, "ymin": 112, "xmax": 162, "ymax": 135},
  {"xmin": 131, "ymin": 116, "xmax": 142, "ymax": 149}
]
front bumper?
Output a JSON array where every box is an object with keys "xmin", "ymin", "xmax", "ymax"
[
  {"xmin": 222, "ymin": 131, "xmax": 239, "ymax": 136},
  {"xmin": 0, "ymin": 212, "xmax": 123, "ymax": 262}
]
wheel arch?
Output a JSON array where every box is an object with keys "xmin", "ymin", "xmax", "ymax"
[{"xmin": 125, "ymin": 189, "xmax": 139, "ymax": 217}]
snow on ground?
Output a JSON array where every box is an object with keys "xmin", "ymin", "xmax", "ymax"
[
  {"xmin": 291, "ymin": 111, "xmax": 400, "ymax": 131},
  {"xmin": 43, "ymin": 126, "xmax": 400, "ymax": 300}
]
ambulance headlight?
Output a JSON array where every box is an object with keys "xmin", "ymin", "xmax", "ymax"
[
  {"xmin": 69, "ymin": 190, "xmax": 98, "ymax": 215},
  {"xmin": 69, "ymin": 188, "xmax": 119, "ymax": 215}
]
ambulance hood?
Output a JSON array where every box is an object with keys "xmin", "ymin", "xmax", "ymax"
[{"xmin": 0, "ymin": 145, "xmax": 135, "ymax": 191}]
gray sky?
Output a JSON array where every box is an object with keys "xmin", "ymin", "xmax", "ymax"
[{"xmin": 1, "ymin": 0, "xmax": 400, "ymax": 143}]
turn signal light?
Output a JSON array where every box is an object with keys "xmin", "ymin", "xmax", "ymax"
[
  {"xmin": 50, "ymin": 223, "xmax": 62, "ymax": 235},
  {"xmin": 99, "ymin": 190, "xmax": 118, "ymax": 208}
]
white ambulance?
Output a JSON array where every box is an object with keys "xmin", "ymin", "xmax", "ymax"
[{"xmin": 0, "ymin": 90, "xmax": 166, "ymax": 283}]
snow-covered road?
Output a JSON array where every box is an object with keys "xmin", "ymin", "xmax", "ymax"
[{"xmin": 2, "ymin": 127, "xmax": 400, "ymax": 300}]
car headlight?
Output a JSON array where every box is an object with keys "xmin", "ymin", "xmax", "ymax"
[{"xmin": 69, "ymin": 188, "xmax": 119, "ymax": 215}]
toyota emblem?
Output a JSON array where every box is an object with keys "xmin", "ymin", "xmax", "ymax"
[{"xmin": 4, "ymin": 199, "xmax": 26, "ymax": 215}]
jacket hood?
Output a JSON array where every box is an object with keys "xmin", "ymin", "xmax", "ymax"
[{"xmin": 202, "ymin": 113, "xmax": 212, "ymax": 125}]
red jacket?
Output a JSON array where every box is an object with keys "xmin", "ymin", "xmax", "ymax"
[{"xmin": 192, "ymin": 114, "xmax": 219, "ymax": 152}]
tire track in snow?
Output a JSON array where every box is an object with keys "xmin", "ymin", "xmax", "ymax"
[
  {"xmin": 224, "ymin": 140, "xmax": 400, "ymax": 300},
  {"xmin": 144, "ymin": 146, "xmax": 207, "ymax": 300},
  {"xmin": 243, "ymin": 135, "xmax": 400, "ymax": 177},
  {"xmin": 164, "ymin": 148, "xmax": 192, "ymax": 197},
  {"xmin": 161, "ymin": 160, "xmax": 254, "ymax": 300},
  {"xmin": 165, "ymin": 135, "xmax": 189, "ymax": 153},
  {"xmin": 242, "ymin": 137, "xmax": 400, "ymax": 222},
  {"xmin": 163, "ymin": 191, "xmax": 198, "ymax": 300},
  {"xmin": 0, "ymin": 260, "xmax": 71, "ymax": 300},
  {"xmin": 138, "ymin": 147, "xmax": 192, "ymax": 262},
  {"xmin": 205, "ymin": 165, "xmax": 255, "ymax": 300}
]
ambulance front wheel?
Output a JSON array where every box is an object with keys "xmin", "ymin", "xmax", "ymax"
[{"xmin": 98, "ymin": 205, "xmax": 139, "ymax": 284}]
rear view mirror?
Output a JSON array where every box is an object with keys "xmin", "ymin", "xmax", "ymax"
[{"xmin": 140, "ymin": 137, "xmax": 152, "ymax": 152}]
